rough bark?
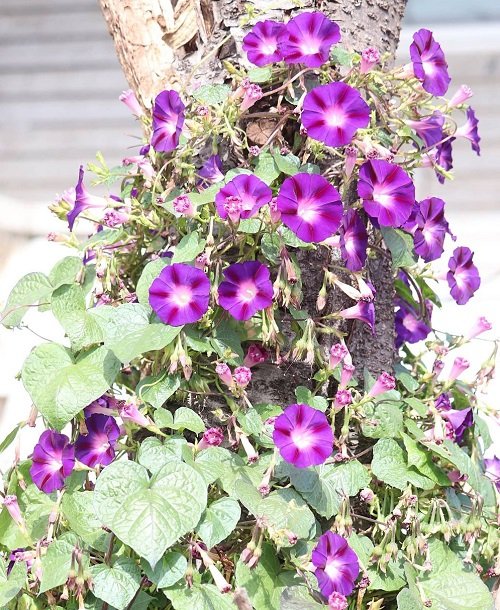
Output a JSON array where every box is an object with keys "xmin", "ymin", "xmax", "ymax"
[{"xmin": 99, "ymin": 0, "xmax": 408, "ymax": 403}]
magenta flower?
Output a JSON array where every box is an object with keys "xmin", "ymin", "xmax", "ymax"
[
  {"xmin": 407, "ymin": 111, "xmax": 445, "ymax": 149},
  {"xmin": 301, "ymin": 83, "xmax": 370, "ymax": 148},
  {"xmin": 273, "ymin": 403, "xmax": 334, "ymax": 468},
  {"xmin": 197, "ymin": 154, "xmax": 224, "ymax": 188},
  {"xmin": 198, "ymin": 428, "xmax": 224, "ymax": 451},
  {"xmin": 465, "ymin": 316, "xmax": 492, "ymax": 340},
  {"xmin": 360, "ymin": 47, "xmax": 380, "ymax": 73},
  {"xmin": 218, "ymin": 261, "xmax": 273, "ymax": 321},
  {"xmin": 329, "ymin": 343, "xmax": 348, "ymax": 369},
  {"xmin": 240, "ymin": 83, "xmax": 263, "ymax": 112},
  {"xmin": 234, "ymin": 366, "xmax": 252, "ymax": 388},
  {"xmin": 2, "ymin": 496, "xmax": 26, "ymax": 531},
  {"xmin": 67, "ymin": 166, "xmax": 108, "ymax": 231},
  {"xmin": 449, "ymin": 85, "xmax": 473, "ymax": 108},
  {"xmin": 434, "ymin": 138, "xmax": 454, "ymax": 184},
  {"xmin": 395, "ymin": 299, "xmax": 432, "ymax": 348},
  {"xmin": 149, "ymin": 263, "xmax": 210, "ymax": 326},
  {"xmin": 328, "ymin": 592, "xmax": 348, "ymax": 610},
  {"xmin": 411, "ymin": 197, "xmax": 451, "ymax": 262},
  {"xmin": 75, "ymin": 414, "xmax": 120, "ymax": 468},
  {"xmin": 151, "ymin": 90, "xmax": 185, "ymax": 153},
  {"xmin": 443, "ymin": 407, "xmax": 473, "ymax": 444},
  {"xmin": 216, "ymin": 362, "xmax": 234, "ymax": 388},
  {"xmin": 484, "ymin": 457, "xmax": 500, "ymax": 491},
  {"xmin": 278, "ymin": 12, "xmax": 340, "ymax": 68},
  {"xmin": 119, "ymin": 89, "xmax": 143, "ymax": 117},
  {"xmin": 358, "ymin": 160, "xmax": 415, "ymax": 227},
  {"xmin": 448, "ymin": 356, "xmax": 470, "ymax": 382},
  {"xmin": 215, "ymin": 174, "xmax": 272, "ymax": 222},
  {"xmin": 242, "ymin": 20, "xmax": 284, "ymax": 66},
  {"xmin": 339, "ymin": 209, "xmax": 368, "ymax": 271},
  {"xmin": 30, "ymin": 430, "xmax": 75, "ymax": 494},
  {"xmin": 334, "ymin": 390, "xmax": 353, "ymax": 410},
  {"xmin": 455, "ymin": 107, "xmax": 481, "ymax": 155},
  {"xmin": 339, "ymin": 363, "xmax": 355, "ymax": 390},
  {"xmin": 312, "ymin": 532, "xmax": 360, "ymax": 597},
  {"xmin": 243, "ymin": 343, "xmax": 269, "ymax": 368},
  {"xmin": 447, "ymin": 247, "xmax": 480, "ymax": 305},
  {"xmin": 339, "ymin": 300, "xmax": 375, "ymax": 333},
  {"xmin": 368, "ymin": 372, "xmax": 396, "ymax": 398},
  {"xmin": 410, "ymin": 29, "xmax": 451, "ymax": 96},
  {"xmin": 277, "ymin": 173, "xmax": 343, "ymax": 243},
  {"xmin": 119, "ymin": 403, "xmax": 150, "ymax": 427},
  {"xmin": 172, "ymin": 194, "xmax": 195, "ymax": 217}
]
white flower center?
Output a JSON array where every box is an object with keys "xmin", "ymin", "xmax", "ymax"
[{"xmin": 171, "ymin": 285, "xmax": 192, "ymax": 307}]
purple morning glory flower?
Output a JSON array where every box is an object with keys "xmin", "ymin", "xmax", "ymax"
[
  {"xmin": 75, "ymin": 414, "xmax": 120, "ymax": 468},
  {"xmin": 358, "ymin": 160, "xmax": 415, "ymax": 228},
  {"xmin": 449, "ymin": 85, "xmax": 473, "ymax": 108},
  {"xmin": 395, "ymin": 299, "xmax": 432, "ymax": 348},
  {"xmin": 455, "ymin": 107, "xmax": 481, "ymax": 155},
  {"xmin": 447, "ymin": 246, "xmax": 480, "ymax": 305},
  {"xmin": 218, "ymin": 261, "xmax": 273, "ymax": 321},
  {"xmin": 312, "ymin": 532, "xmax": 360, "ymax": 597},
  {"xmin": 215, "ymin": 174, "xmax": 272, "ymax": 221},
  {"xmin": 407, "ymin": 111, "xmax": 445, "ymax": 149},
  {"xmin": 119, "ymin": 89, "xmax": 143, "ymax": 117},
  {"xmin": 276, "ymin": 173, "xmax": 343, "ymax": 243},
  {"xmin": 197, "ymin": 154, "xmax": 224, "ymax": 188},
  {"xmin": 301, "ymin": 83, "xmax": 370, "ymax": 148},
  {"xmin": 242, "ymin": 20, "xmax": 285, "ymax": 66},
  {"xmin": 30, "ymin": 430, "xmax": 75, "ymax": 494},
  {"xmin": 149, "ymin": 263, "xmax": 210, "ymax": 326},
  {"xmin": 67, "ymin": 166, "xmax": 108, "ymax": 231},
  {"xmin": 410, "ymin": 29, "xmax": 451, "ymax": 96},
  {"xmin": 435, "ymin": 394, "xmax": 473, "ymax": 444},
  {"xmin": 435, "ymin": 137, "xmax": 454, "ymax": 183},
  {"xmin": 339, "ymin": 209, "xmax": 368, "ymax": 271},
  {"xmin": 338, "ymin": 300, "xmax": 375, "ymax": 333},
  {"xmin": 272, "ymin": 403, "xmax": 334, "ymax": 468},
  {"xmin": 278, "ymin": 12, "xmax": 340, "ymax": 68},
  {"xmin": 151, "ymin": 90, "xmax": 185, "ymax": 153},
  {"xmin": 410, "ymin": 197, "xmax": 451, "ymax": 262},
  {"xmin": 484, "ymin": 456, "xmax": 500, "ymax": 491}
]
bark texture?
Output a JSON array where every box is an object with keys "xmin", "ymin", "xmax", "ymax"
[{"xmin": 99, "ymin": 0, "xmax": 408, "ymax": 403}]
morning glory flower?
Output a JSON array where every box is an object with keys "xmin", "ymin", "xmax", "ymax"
[
  {"xmin": 338, "ymin": 300, "xmax": 375, "ymax": 333},
  {"xmin": 197, "ymin": 154, "xmax": 224, "ymax": 187},
  {"xmin": 368, "ymin": 372, "xmax": 396, "ymax": 398},
  {"xmin": 358, "ymin": 159, "xmax": 415, "ymax": 228},
  {"xmin": 278, "ymin": 12, "xmax": 341, "ymax": 68},
  {"xmin": 339, "ymin": 209, "xmax": 368, "ymax": 271},
  {"xmin": 407, "ymin": 111, "xmax": 445, "ymax": 148},
  {"xmin": 242, "ymin": 20, "xmax": 285, "ymax": 66},
  {"xmin": 119, "ymin": 89, "xmax": 143, "ymax": 117},
  {"xmin": 215, "ymin": 174, "xmax": 272, "ymax": 222},
  {"xmin": 301, "ymin": 83, "xmax": 370, "ymax": 148},
  {"xmin": 218, "ymin": 261, "xmax": 273, "ymax": 321},
  {"xmin": 410, "ymin": 28, "xmax": 451, "ymax": 96},
  {"xmin": 30, "ymin": 430, "xmax": 75, "ymax": 494},
  {"xmin": 455, "ymin": 107, "xmax": 481, "ymax": 155},
  {"xmin": 484, "ymin": 456, "xmax": 500, "ymax": 491},
  {"xmin": 447, "ymin": 246, "xmax": 480, "ymax": 305},
  {"xmin": 449, "ymin": 85, "xmax": 473, "ymax": 108},
  {"xmin": 272, "ymin": 403, "xmax": 334, "ymax": 468},
  {"xmin": 395, "ymin": 299, "xmax": 432, "ymax": 347},
  {"xmin": 276, "ymin": 173, "xmax": 343, "ymax": 243},
  {"xmin": 435, "ymin": 138, "xmax": 454, "ymax": 183},
  {"xmin": 409, "ymin": 197, "xmax": 451, "ymax": 262},
  {"xmin": 243, "ymin": 343, "xmax": 269, "ymax": 368},
  {"xmin": 149, "ymin": 263, "xmax": 211, "ymax": 326},
  {"xmin": 312, "ymin": 532, "xmax": 360, "ymax": 597},
  {"xmin": 151, "ymin": 90, "xmax": 185, "ymax": 153},
  {"xmin": 75, "ymin": 414, "xmax": 120, "ymax": 468},
  {"xmin": 67, "ymin": 166, "xmax": 108, "ymax": 231},
  {"xmin": 465, "ymin": 316, "xmax": 492, "ymax": 340},
  {"xmin": 360, "ymin": 47, "xmax": 380, "ymax": 73}
]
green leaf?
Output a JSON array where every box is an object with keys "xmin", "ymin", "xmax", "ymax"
[
  {"xmin": 331, "ymin": 47, "xmax": 354, "ymax": 66},
  {"xmin": 188, "ymin": 183, "xmax": 221, "ymax": 205},
  {"xmin": 61, "ymin": 491, "xmax": 110, "ymax": 551},
  {"xmin": 272, "ymin": 153, "xmax": 300, "ymax": 176},
  {"xmin": 40, "ymin": 533, "xmax": 88, "ymax": 593},
  {"xmin": 361, "ymin": 402, "xmax": 404, "ymax": 438},
  {"xmin": 235, "ymin": 543, "xmax": 282, "ymax": 610},
  {"xmin": 288, "ymin": 460, "xmax": 370, "ymax": 518},
  {"xmin": 164, "ymin": 583, "xmax": 235, "ymax": 610},
  {"xmin": 247, "ymin": 67, "xmax": 272, "ymax": 83},
  {"xmin": 238, "ymin": 218, "xmax": 263, "ymax": 233},
  {"xmin": 372, "ymin": 439, "xmax": 435, "ymax": 490},
  {"xmin": 49, "ymin": 256, "xmax": 83, "ymax": 288},
  {"xmin": 380, "ymin": 228, "xmax": 416, "ymax": 269},
  {"xmin": 80, "ymin": 228, "xmax": 126, "ymax": 249},
  {"xmin": 0, "ymin": 559, "xmax": 27, "ymax": 607},
  {"xmin": 90, "ymin": 303, "xmax": 182, "ymax": 363},
  {"xmin": 137, "ymin": 437, "xmax": 187, "ymax": 474},
  {"xmin": 395, "ymin": 365, "xmax": 419, "ymax": 393},
  {"xmin": 348, "ymin": 534, "xmax": 406, "ymax": 592},
  {"xmin": 237, "ymin": 408, "xmax": 263, "ymax": 437},
  {"xmin": 51, "ymin": 284, "xmax": 103, "ymax": 351},
  {"xmin": 136, "ymin": 259, "xmax": 170, "ymax": 307},
  {"xmin": 1, "ymin": 272, "xmax": 52, "ymax": 327},
  {"xmin": 196, "ymin": 497, "xmax": 241, "ymax": 549},
  {"xmin": 280, "ymin": 586, "xmax": 324, "ymax": 609},
  {"xmin": 172, "ymin": 407, "xmax": 205, "ymax": 433},
  {"xmin": 142, "ymin": 551, "xmax": 187, "ymax": 589},
  {"xmin": 90, "ymin": 557, "xmax": 141, "ymax": 610},
  {"xmin": 0, "ymin": 425, "xmax": 20, "ymax": 454},
  {"xmin": 137, "ymin": 372, "xmax": 180, "ymax": 409},
  {"xmin": 261, "ymin": 233, "xmax": 282, "ymax": 265},
  {"xmin": 404, "ymin": 397, "xmax": 428, "ymax": 417},
  {"xmin": 195, "ymin": 447, "xmax": 266, "ymax": 493},
  {"xmin": 294, "ymin": 386, "xmax": 328, "ymax": 412},
  {"xmin": 192, "ymin": 84, "xmax": 231, "ymax": 105},
  {"xmin": 417, "ymin": 539, "xmax": 494, "ymax": 610},
  {"xmin": 254, "ymin": 152, "xmax": 280, "ymax": 185},
  {"xmin": 21, "ymin": 343, "xmax": 120, "ymax": 430},
  {"xmin": 397, "ymin": 588, "xmax": 423, "ymax": 610},
  {"xmin": 402, "ymin": 434, "xmax": 450, "ymax": 486},
  {"xmin": 210, "ymin": 321, "xmax": 244, "ymax": 363},
  {"xmin": 172, "ymin": 233, "xmax": 205, "ymax": 263},
  {"xmin": 94, "ymin": 460, "xmax": 207, "ymax": 567}
]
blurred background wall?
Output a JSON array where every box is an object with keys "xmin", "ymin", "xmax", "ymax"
[{"xmin": 0, "ymin": 0, "xmax": 499, "ymax": 466}]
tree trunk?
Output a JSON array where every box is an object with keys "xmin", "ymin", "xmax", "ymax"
[{"xmin": 99, "ymin": 0, "xmax": 408, "ymax": 404}]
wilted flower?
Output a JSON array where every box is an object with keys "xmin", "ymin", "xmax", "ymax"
[
  {"xmin": 465, "ymin": 316, "xmax": 492, "ymax": 340},
  {"xmin": 328, "ymin": 592, "xmax": 348, "ymax": 610},
  {"xmin": 234, "ymin": 366, "xmax": 252, "ymax": 388},
  {"xmin": 119, "ymin": 89, "xmax": 143, "ymax": 117},
  {"xmin": 339, "ymin": 363, "xmax": 355, "ymax": 390},
  {"xmin": 2, "ymin": 496, "xmax": 26, "ymax": 532},
  {"xmin": 273, "ymin": 403, "xmax": 334, "ymax": 468},
  {"xmin": 149, "ymin": 263, "xmax": 210, "ymax": 326},
  {"xmin": 151, "ymin": 90, "xmax": 185, "ymax": 152},
  {"xmin": 435, "ymin": 138, "xmax": 454, "ymax": 183},
  {"xmin": 339, "ymin": 209, "xmax": 368, "ymax": 271},
  {"xmin": 216, "ymin": 362, "xmax": 234, "ymax": 388},
  {"xmin": 278, "ymin": 12, "xmax": 341, "ymax": 68},
  {"xmin": 75, "ymin": 414, "xmax": 120, "ymax": 468},
  {"xmin": 334, "ymin": 390, "xmax": 353, "ymax": 409},
  {"xmin": 243, "ymin": 344, "xmax": 268, "ymax": 368},
  {"xmin": 215, "ymin": 174, "xmax": 272, "ymax": 221},
  {"xmin": 119, "ymin": 403, "xmax": 150, "ymax": 427},
  {"xmin": 447, "ymin": 246, "xmax": 480, "ymax": 305},
  {"xmin": 409, "ymin": 29, "xmax": 451, "ymax": 96},
  {"xmin": 198, "ymin": 428, "xmax": 224, "ymax": 451},
  {"xmin": 277, "ymin": 173, "xmax": 343, "ymax": 243},
  {"xmin": 312, "ymin": 532, "xmax": 360, "ymax": 597},
  {"xmin": 172, "ymin": 194, "xmax": 195, "ymax": 217},
  {"xmin": 447, "ymin": 356, "xmax": 470, "ymax": 382},
  {"xmin": 242, "ymin": 20, "xmax": 285, "ymax": 66},
  {"xmin": 360, "ymin": 47, "xmax": 380, "ymax": 73},
  {"xmin": 329, "ymin": 343, "xmax": 348, "ymax": 369},
  {"xmin": 368, "ymin": 372, "xmax": 396, "ymax": 398},
  {"xmin": 30, "ymin": 430, "xmax": 75, "ymax": 494},
  {"xmin": 301, "ymin": 82, "xmax": 370, "ymax": 147},
  {"xmin": 218, "ymin": 261, "xmax": 273, "ymax": 321},
  {"xmin": 449, "ymin": 85, "xmax": 473, "ymax": 108},
  {"xmin": 240, "ymin": 83, "xmax": 263, "ymax": 112}
]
